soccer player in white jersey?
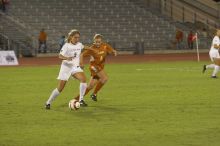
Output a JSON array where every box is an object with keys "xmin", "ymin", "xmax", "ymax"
[
  {"xmin": 45, "ymin": 29, "xmax": 88, "ymax": 109},
  {"xmin": 203, "ymin": 29, "xmax": 220, "ymax": 78}
]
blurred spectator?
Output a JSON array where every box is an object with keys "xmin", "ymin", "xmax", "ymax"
[
  {"xmin": 31, "ymin": 35, "xmax": 37, "ymax": 51},
  {"xmin": 38, "ymin": 28, "xmax": 47, "ymax": 53},
  {"xmin": 58, "ymin": 35, "xmax": 65, "ymax": 51},
  {"xmin": 0, "ymin": 0, "xmax": 6, "ymax": 12},
  {"xmin": 201, "ymin": 28, "xmax": 207, "ymax": 37},
  {"xmin": 175, "ymin": 29, "xmax": 184, "ymax": 49},
  {"xmin": 0, "ymin": 37, "xmax": 3, "ymax": 50},
  {"xmin": 25, "ymin": 35, "xmax": 37, "ymax": 52},
  {"xmin": 4, "ymin": 0, "xmax": 9, "ymax": 4},
  {"xmin": 1, "ymin": 0, "xmax": 10, "ymax": 13},
  {"xmin": 187, "ymin": 31, "xmax": 194, "ymax": 49}
]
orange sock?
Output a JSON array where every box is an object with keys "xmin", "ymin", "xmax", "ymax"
[
  {"xmin": 93, "ymin": 82, "xmax": 104, "ymax": 95},
  {"xmin": 74, "ymin": 88, "xmax": 91, "ymax": 101}
]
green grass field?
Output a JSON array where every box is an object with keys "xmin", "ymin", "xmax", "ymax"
[{"xmin": 1, "ymin": 61, "xmax": 220, "ymax": 146}]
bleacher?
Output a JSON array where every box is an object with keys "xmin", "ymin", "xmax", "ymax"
[{"xmin": 3, "ymin": 0, "xmax": 176, "ymax": 53}]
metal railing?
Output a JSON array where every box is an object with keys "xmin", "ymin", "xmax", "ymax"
[
  {"xmin": 0, "ymin": 33, "xmax": 35, "ymax": 57},
  {"xmin": 162, "ymin": 0, "xmax": 219, "ymax": 29},
  {"xmin": 0, "ymin": 33, "xmax": 10, "ymax": 50}
]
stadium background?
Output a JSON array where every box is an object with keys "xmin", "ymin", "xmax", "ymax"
[{"xmin": 0, "ymin": 0, "xmax": 220, "ymax": 57}]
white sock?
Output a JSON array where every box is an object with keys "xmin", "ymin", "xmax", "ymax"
[
  {"xmin": 79, "ymin": 83, "xmax": 87, "ymax": 101},
  {"xmin": 46, "ymin": 88, "xmax": 60, "ymax": 105},
  {"xmin": 212, "ymin": 65, "xmax": 220, "ymax": 76},
  {"xmin": 206, "ymin": 64, "xmax": 215, "ymax": 69}
]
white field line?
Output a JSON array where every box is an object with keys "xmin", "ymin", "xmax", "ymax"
[{"xmin": 136, "ymin": 67, "xmax": 202, "ymax": 72}]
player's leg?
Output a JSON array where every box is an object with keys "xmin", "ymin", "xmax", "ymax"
[
  {"xmin": 45, "ymin": 63, "xmax": 72, "ymax": 109},
  {"xmin": 203, "ymin": 64, "xmax": 215, "ymax": 73},
  {"xmin": 45, "ymin": 80, "xmax": 67, "ymax": 109},
  {"xmin": 91, "ymin": 70, "xmax": 108, "ymax": 101},
  {"xmin": 72, "ymin": 72, "xmax": 88, "ymax": 106},
  {"xmin": 74, "ymin": 76, "xmax": 98, "ymax": 101},
  {"xmin": 203, "ymin": 51, "xmax": 215, "ymax": 73},
  {"xmin": 211, "ymin": 64, "xmax": 220, "ymax": 78},
  {"xmin": 206, "ymin": 64, "xmax": 215, "ymax": 69},
  {"xmin": 87, "ymin": 76, "xmax": 99, "ymax": 94},
  {"xmin": 212, "ymin": 58, "xmax": 220, "ymax": 78},
  {"xmin": 204, "ymin": 51, "xmax": 220, "ymax": 75}
]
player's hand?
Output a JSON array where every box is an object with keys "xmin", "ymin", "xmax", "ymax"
[
  {"xmin": 80, "ymin": 64, "xmax": 84, "ymax": 69},
  {"xmin": 79, "ymin": 61, "xmax": 84, "ymax": 69},
  {"xmin": 113, "ymin": 50, "xmax": 117, "ymax": 56},
  {"xmin": 66, "ymin": 57, "xmax": 73, "ymax": 61}
]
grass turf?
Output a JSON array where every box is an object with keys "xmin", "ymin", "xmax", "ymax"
[{"xmin": 0, "ymin": 61, "xmax": 220, "ymax": 146}]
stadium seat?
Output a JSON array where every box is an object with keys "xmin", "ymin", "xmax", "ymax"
[{"xmin": 2, "ymin": 0, "xmax": 179, "ymax": 52}]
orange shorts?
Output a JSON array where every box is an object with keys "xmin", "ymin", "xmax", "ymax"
[{"xmin": 89, "ymin": 65, "xmax": 104, "ymax": 79}]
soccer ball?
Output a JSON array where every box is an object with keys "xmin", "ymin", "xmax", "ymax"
[{"xmin": 69, "ymin": 99, "xmax": 80, "ymax": 110}]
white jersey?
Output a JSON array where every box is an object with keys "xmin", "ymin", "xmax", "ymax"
[
  {"xmin": 60, "ymin": 42, "xmax": 84, "ymax": 67},
  {"xmin": 210, "ymin": 36, "xmax": 220, "ymax": 51},
  {"xmin": 209, "ymin": 36, "xmax": 220, "ymax": 61},
  {"xmin": 57, "ymin": 42, "xmax": 84, "ymax": 81}
]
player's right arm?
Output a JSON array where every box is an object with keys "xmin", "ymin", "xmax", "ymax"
[{"xmin": 58, "ymin": 54, "xmax": 73, "ymax": 61}]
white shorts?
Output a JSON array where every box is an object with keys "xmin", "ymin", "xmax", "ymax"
[
  {"xmin": 209, "ymin": 49, "xmax": 220, "ymax": 62},
  {"xmin": 57, "ymin": 64, "xmax": 83, "ymax": 81}
]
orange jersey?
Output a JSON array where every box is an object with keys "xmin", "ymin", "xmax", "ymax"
[
  {"xmin": 82, "ymin": 43, "xmax": 114, "ymax": 77},
  {"xmin": 39, "ymin": 32, "xmax": 47, "ymax": 41},
  {"xmin": 83, "ymin": 43, "xmax": 114, "ymax": 67}
]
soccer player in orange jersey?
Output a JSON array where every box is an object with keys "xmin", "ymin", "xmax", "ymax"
[{"xmin": 74, "ymin": 34, "xmax": 117, "ymax": 102}]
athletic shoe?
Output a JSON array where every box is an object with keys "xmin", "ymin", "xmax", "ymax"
[
  {"xmin": 79, "ymin": 100, "xmax": 88, "ymax": 107},
  {"xmin": 91, "ymin": 94, "xmax": 97, "ymax": 101},
  {"xmin": 45, "ymin": 104, "xmax": 50, "ymax": 110},
  {"xmin": 211, "ymin": 76, "xmax": 217, "ymax": 78},
  {"xmin": 202, "ymin": 65, "xmax": 206, "ymax": 73}
]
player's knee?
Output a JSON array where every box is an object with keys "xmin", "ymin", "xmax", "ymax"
[
  {"xmin": 87, "ymin": 84, "xmax": 94, "ymax": 90},
  {"xmin": 101, "ymin": 77, "xmax": 108, "ymax": 84},
  {"xmin": 80, "ymin": 77, "xmax": 87, "ymax": 83},
  {"xmin": 57, "ymin": 87, "xmax": 63, "ymax": 92}
]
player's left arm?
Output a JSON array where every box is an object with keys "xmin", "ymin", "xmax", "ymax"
[
  {"xmin": 106, "ymin": 44, "xmax": 117, "ymax": 56},
  {"xmin": 112, "ymin": 49, "xmax": 117, "ymax": 56}
]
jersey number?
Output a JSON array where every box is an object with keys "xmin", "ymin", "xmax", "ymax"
[{"xmin": 74, "ymin": 52, "xmax": 77, "ymax": 57}]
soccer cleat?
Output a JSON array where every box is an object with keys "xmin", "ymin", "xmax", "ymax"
[
  {"xmin": 79, "ymin": 100, "xmax": 88, "ymax": 107},
  {"xmin": 91, "ymin": 94, "xmax": 97, "ymax": 101},
  {"xmin": 45, "ymin": 104, "xmax": 50, "ymax": 110},
  {"xmin": 202, "ymin": 65, "xmax": 206, "ymax": 73},
  {"xmin": 211, "ymin": 76, "xmax": 217, "ymax": 79}
]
